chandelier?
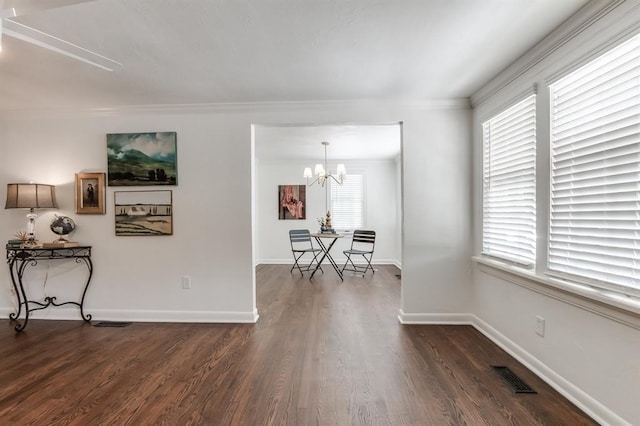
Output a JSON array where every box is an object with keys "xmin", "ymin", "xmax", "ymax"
[{"xmin": 303, "ymin": 141, "xmax": 346, "ymax": 187}]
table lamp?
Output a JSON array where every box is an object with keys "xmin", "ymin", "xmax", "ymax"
[{"xmin": 5, "ymin": 183, "xmax": 58, "ymax": 245}]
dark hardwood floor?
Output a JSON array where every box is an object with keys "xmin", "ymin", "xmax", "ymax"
[{"xmin": 0, "ymin": 264, "xmax": 595, "ymax": 425}]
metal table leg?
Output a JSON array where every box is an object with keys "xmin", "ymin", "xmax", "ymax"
[{"xmin": 310, "ymin": 236, "xmax": 343, "ymax": 281}]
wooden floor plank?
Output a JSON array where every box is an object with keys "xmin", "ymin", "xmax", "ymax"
[{"xmin": 0, "ymin": 264, "xmax": 596, "ymax": 425}]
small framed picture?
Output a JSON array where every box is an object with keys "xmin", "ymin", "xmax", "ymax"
[
  {"xmin": 75, "ymin": 172, "xmax": 106, "ymax": 214},
  {"xmin": 114, "ymin": 190, "xmax": 173, "ymax": 236}
]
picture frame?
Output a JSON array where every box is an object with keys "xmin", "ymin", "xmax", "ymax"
[
  {"xmin": 75, "ymin": 172, "xmax": 106, "ymax": 214},
  {"xmin": 107, "ymin": 132, "xmax": 178, "ymax": 186},
  {"xmin": 279, "ymin": 184, "xmax": 306, "ymax": 220},
  {"xmin": 114, "ymin": 190, "xmax": 173, "ymax": 236}
]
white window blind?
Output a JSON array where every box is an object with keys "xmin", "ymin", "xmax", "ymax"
[
  {"xmin": 330, "ymin": 174, "xmax": 364, "ymax": 231},
  {"xmin": 482, "ymin": 94, "xmax": 537, "ymax": 266},
  {"xmin": 549, "ymin": 33, "xmax": 640, "ymax": 295}
]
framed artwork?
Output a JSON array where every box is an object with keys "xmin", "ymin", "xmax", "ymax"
[
  {"xmin": 279, "ymin": 184, "xmax": 306, "ymax": 220},
  {"xmin": 107, "ymin": 132, "xmax": 178, "ymax": 186},
  {"xmin": 75, "ymin": 172, "xmax": 106, "ymax": 214},
  {"xmin": 114, "ymin": 190, "xmax": 173, "ymax": 236}
]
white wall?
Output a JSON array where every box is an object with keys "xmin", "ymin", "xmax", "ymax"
[
  {"xmin": 256, "ymin": 159, "xmax": 400, "ymax": 266},
  {"xmin": 0, "ymin": 101, "xmax": 472, "ymax": 324},
  {"xmin": 0, "ymin": 112, "xmax": 257, "ymax": 322},
  {"xmin": 400, "ymin": 108, "xmax": 472, "ymax": 318},
  {"xmin": 470, "ymin": 1, "xmax": 640, "ymax": 424}
]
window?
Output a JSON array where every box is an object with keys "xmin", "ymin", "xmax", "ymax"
[
  {"xmin": 330, "ymin": 173, "xmax": 364, "ymax": 231},
  {"xmin": 482, "ymin": 94, "xmax": 537, "ymax": 266},
  {"xmin": 549, "ymin": 33, "xmax": 640, "ymax": 295}
]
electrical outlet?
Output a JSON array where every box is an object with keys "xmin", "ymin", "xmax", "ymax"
[
  {"xmin": 536, "ymin": 315, "xmax": 545, "ymax": 337},
  {"xmin": 181, "ymin": 276, "xmax": 191, "ymax": 289}
]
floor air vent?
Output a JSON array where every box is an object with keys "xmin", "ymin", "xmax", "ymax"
[
  {"xmin": 94, "ymin": 321, "xmax": 132, "ymax": 327},
  {"xmin": 491, "ymin": 366, "xmax": 537, "ymax": 394}
]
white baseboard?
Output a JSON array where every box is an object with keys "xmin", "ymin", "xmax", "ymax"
[
  {"xmin": 397, "ymin": 310, "xmax": 473, "ymax": 324},
  {"xmin": 471, "ymin": 315, "xmax": 627, "ymax": 425},
  {"xmin": 396, "ymin": 310, "xmax": 628, "ymax": 426},
  {"xmin": 0, "ymin": 307, "xmax": 259, "ymax": 324}
]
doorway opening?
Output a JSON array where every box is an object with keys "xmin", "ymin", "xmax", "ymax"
[{"xmin": 251, "ymin": 122, "xmax": 403, "ymax": 313}]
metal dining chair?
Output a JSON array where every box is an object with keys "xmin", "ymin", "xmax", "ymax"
[
  {"xmin": 341, "ymin": 230, "xmax": 376, "ymax": 276},
  {"xmin": 289, "ymin": 229, "xmax": 323, "ymax": 277}
]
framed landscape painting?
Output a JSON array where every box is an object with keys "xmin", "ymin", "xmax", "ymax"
[
  {"xmin": 114, "ymin": 190, "xmax": 173, "ymax": 236},
  {"xmin": 107, "ymin": 132, "xmax": 177, "ymax": 186}
]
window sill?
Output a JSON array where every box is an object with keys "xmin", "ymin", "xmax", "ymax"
[{"xmin": 472, "ymin": 256, "xmax": 640, "ymax": 330}]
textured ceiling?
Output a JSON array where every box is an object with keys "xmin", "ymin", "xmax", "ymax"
[{"xmin": 0, "ymin": 0, "xmax": 588, "ymax": 111}]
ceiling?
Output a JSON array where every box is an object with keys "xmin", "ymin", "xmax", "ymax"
[
  {"xmin": 255, "ymin": 124, "xmax": 402, "ymax": 162},
  {"xmin": 0, "ymin": 0, "xmax": 589, "ymax": 112},
  {"xmin": 1, "ymin": 0, "xmax": 588, "ymax": 162}
]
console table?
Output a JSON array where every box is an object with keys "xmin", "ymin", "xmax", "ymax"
[{"xmin": 6, "ymin": 246, "xmax": 93, "ymax": 333}]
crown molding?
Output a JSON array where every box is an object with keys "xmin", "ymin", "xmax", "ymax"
[
  {"xmin": 470, "ymin": 0, "xmax": 628, "ymax": 108},
  {"xmin": 0, "ymin": 98, "xmax": 470, "ymax": 119}
]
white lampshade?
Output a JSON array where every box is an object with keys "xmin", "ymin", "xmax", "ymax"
[
  {"xmin": 336, "ymin": 164, "xmax": 347, "ymax": 177},
  {"xmin": 314, "ymin": 164, "xmax": 325, "ymax": 176},
  {"xmin": 303, "ymin": 167, "xmax": 313, "ymax": 179}
]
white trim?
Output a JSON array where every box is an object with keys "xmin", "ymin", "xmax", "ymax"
[
  {"xmin": 471, "ymin": 0, "xmax": 628, "ymax": 107},
  {"xmin": 474, "ymin": 256, "xmax": 640, "ymax": 329},
  {"xmin": 397, "ymin": 311, "xmax": 473, "ymax": 324},
  {"xmin": 472, "ymin": 315, "xmax": 630, "ymax": 426},
  {"xmin": 0, "ymin": 307, "xmax": 260, "ymax": 323},
  {"xmin": 395, "ymin": 310, "xmax": 630, "ymax": 425},
  {"xmin": 475, "ymin": 87, "xmax": 537, "ymax": 134},
  {"xmin": 0, "ymin": 99, "xmax": 471, "ymax": 118},
  {"xmin": 544, "ymin": 24, "xmax": 640, "ymax": 88}
]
